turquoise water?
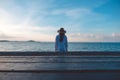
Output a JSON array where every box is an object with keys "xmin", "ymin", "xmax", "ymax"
[{"xmin": 0, "ymin": 42, "xmax": 120, "ymax": 51}]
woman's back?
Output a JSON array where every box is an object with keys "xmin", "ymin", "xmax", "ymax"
[
  {"xmin": 55, "ymin": 35, "xmax": 68, "ymax": 52},
  {"xmin": 55, "ymin": 28, "xmax": 68, "ymax": 52}
]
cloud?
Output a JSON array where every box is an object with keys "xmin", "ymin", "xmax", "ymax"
[
  {"xmin": 51, "ymin": 8, "xmax": 91, "ymax": 19},
  {"xmin": 92, "ymin": 0, "xmax": 110, "ymax": 7},
  {"xmin": 50, "ymin": 0, "xmax": 110, "ymax": 18},
  {"xmin": 0, "ymin": 8, "xmax": 13, "ymax": 25},
  {"xmin": 51, "ymin": 7, "xmax": 104, "ymax": 23},
  {"xmin": 0, "ymin": 24, "xmax": 58, "ymax": 41},
  {"xmin": 112, "ymin": 33, "xmax": 120, "ymax": 37},
  {"xmin": 0, "ymin": 31, "xmax": 14, "ymax": 39},
  {"xmin": 68, "ymin": 33, "xmax": 120, "ymax": 42}
]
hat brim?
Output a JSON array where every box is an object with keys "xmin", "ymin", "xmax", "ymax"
[{"xmin": 57, "ymin": 30, "xmax": 66, "ymax": 33}]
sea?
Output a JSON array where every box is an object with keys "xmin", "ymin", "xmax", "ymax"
[{"xmin": 0, "ymin": 42, "xmax": 120, "ymax": 51}]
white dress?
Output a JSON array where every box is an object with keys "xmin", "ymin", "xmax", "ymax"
[{"xmin": 55, "ymin": 35, "xmax": 68, "ymax": 52}]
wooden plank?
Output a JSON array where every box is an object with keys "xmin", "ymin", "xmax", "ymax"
[
  {"xmin": 0, "ymin": 51, "xmax": 120, "ymax": 56},
  {"xmin": 0, "ymin": 70, "xmax": 120, "ymax": 73},
  {"xmin": 0, "ymin": 55, "xmax": 120, "ymax": 70},
  {"xmin": 0, "ymin": 71, "xmax": 120, "ymax": 80},
  {"xmin": 0, "ymin": 56, "xmax": 120, "ymax": 63}
]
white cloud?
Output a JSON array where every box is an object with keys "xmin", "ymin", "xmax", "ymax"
[
  {"xmin": 0, "ymin": 19, "xmax": 58, "ymax": 41},
  {"xmin": 0, "ymin": 31, "xmax": 14, "ymax": 39},
  {"xmin": 65, "ymin": 9, "xmax": 91, "ymax": 19},
  {"xmin": 112, "ymin": 33, "xmax": 120, "ymax": 37},
  {"xmin": 51, "ymin": 8, "xmax": 104, "ymax": 22},
  {"xmin": 0, "ymin": 8, "xmax": 13, "ymax": 25},
  {"xmin": 94, "ymin": 0, "xmax": 110, "ymax": 7},
  {"xmin": 68, "ymin": 33, "xmax": 120, "ymax": 42},
  {"xmin": 51, "ymin": 8, "xmax": 91, "ymax": 19}
]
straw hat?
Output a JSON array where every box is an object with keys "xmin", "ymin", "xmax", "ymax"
[{"xmin": 57, "ymin": 28, "xmax": 66, "ymax": 33}]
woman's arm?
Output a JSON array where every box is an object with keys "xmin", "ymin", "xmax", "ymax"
[
  {"xmin": 55, "ymin": 36, "xmax": 58, "ymax": 52},
  {"xmin": 65, "ymin": 36, "xmax": 68, "ymax": 52}
]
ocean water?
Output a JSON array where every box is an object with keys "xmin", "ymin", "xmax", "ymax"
[{"xmin": 0, "ymin": 42, "xmax": 120, "ymax": 51}]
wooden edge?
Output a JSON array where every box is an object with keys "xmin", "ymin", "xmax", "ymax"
[
  {"xmin": 0, "ymin": 52, "xmax": 120, "ymax": 56},
  {"xmin": 0, "ymin": 70, "xmax": 120, "ymax": 73}
]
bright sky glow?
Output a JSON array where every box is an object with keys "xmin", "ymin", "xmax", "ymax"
[{"xmin": 0, "ymin": 0, "xmax": 120, "ymax": 42}]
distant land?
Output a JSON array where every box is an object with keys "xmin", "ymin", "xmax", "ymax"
[
  {"xmin": 0, "ymin": 40, "xmax": 10, "ymax": 42},
  {"xmin": 0, "ymin": 40, "xmax": 38, "ymax": 42},
  {"xmin": 0, "ymin": 40, "xmax": 120, "ymax": 43}
]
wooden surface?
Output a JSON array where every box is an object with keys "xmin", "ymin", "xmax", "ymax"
[{"xmin": 0, "ymin": 52, "xmax": 120, "ymax": 80}]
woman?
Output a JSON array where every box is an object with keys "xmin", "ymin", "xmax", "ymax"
[{"xmin": 55, "ymin": 28, "xmax": 68, "ymax": 52}]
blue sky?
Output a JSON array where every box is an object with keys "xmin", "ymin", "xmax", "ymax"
[{"xmin": 0, "ymin": 0, "xmax": 120, "ymax": 42}]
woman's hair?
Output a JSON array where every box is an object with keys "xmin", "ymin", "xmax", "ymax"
[{"xmin": 59, "ymin": 33, "xmax": 64, "ymax": 42}]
